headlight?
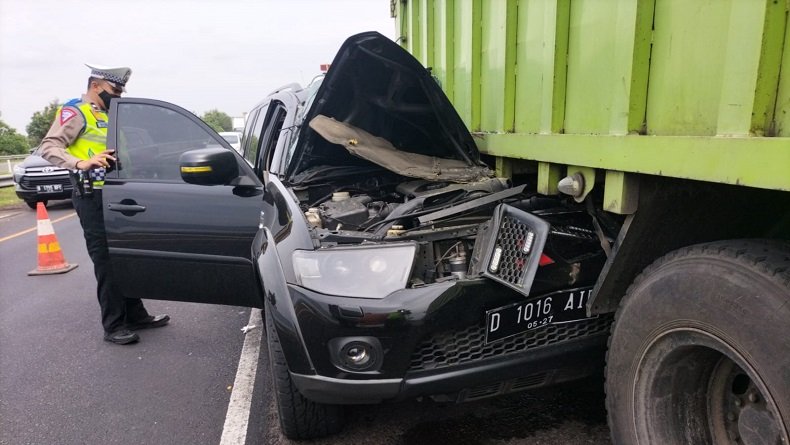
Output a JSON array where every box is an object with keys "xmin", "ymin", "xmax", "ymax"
[
  {"xmin": 292, "ymin": 243, "xmax": 416, "ymax": 299},
  {"xmin": 12, "ymin": 165, "xmax": 25, "ymax": 183}
]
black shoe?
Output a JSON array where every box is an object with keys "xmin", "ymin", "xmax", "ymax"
[
  {"xmin": 127, "ymin": 314, "xmax": 170, "ymax": 331},
  {"xmin": 104, "ymin": 329, "xmax": 140, "ymax": 345}
]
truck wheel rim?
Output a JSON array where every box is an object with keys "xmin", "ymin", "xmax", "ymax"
[{"xmin": 633, "ymin": 328, "xmax": 786, "ymax": 445}]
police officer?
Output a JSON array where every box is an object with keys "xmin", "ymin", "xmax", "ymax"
[{"xmin": 39, "ymin": 64, "xmax": 169, "ymax": 345}]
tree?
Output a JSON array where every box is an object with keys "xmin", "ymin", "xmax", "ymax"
[
  {"xmin": 201, "ymin": 109, "xmax": 232, "ymax": 133},
  {"xmin": 26, "ymin": 99, "xmax": 59, "ymax": 148},
  {"xmin": 0, "ymin": 118, "xmax": 30, "ymax": 155}
]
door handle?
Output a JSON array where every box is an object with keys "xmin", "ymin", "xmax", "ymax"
[{"xmin": 108, "ymin": 203, "xmax": 146, "ymax": 213}]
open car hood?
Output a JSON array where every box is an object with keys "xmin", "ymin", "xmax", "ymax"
[{"xmin": 287, "ymin": 31, "xmax": 491, "ymax": 184}]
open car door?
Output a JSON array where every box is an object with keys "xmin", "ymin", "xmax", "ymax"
[{"xmin": 102, "ymin": 98, "xmax": 264, "ymax": 308}]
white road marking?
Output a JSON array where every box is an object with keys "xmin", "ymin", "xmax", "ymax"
[
  {"xmin": 0, "ymin": 212, "xmax": 76, "ymax": 243},
  {"xmin": 220, "ymin": 309, "xmax": 263, "ymax": 445}
]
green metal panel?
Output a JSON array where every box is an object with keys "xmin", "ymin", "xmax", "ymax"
[
  {"xmin": 564, "ymin": 0, "xmax": 644, "ymax": 134},
  {"xmin": 715, "ymin": 0, "xmax": 769, "ymax": 136},
  {"xmin": 604, "ymin": 171, "xmax": 639, "ymax": 214},
  {"xmin": 452, "ymin": 0, "xmax": 482, "ymax": 130},
  {"xmin": 647, "ymin": 0, "xmax": 729, "ymax": 135},
  {"xmin": 495, "ymin": 156, "xmax": 513, "ymax": 179},
  {"xmin": 397, "ymin": 0, "xmax": 790, "ymax": 192},
  {"xmin": 626, "ymin": 0, "xmax": 654, "ymax": 134},
  {"xmin": 432, "ymin": 0, "xmax": 455, "ymax": 102},
  {"xmin": 480, "ymin": 0, "xmax": 517, "ymax": 132},
  {"xmin": 752, "ymin": 0, "xmax": 787, "ymax": 136},
  {"xmin": 477, "ymin": 133, "xmax": 790, "ymax": 192},
  {"xmin": 514, "ymin": 0, "xmax": 569, "ymax": 134},
  {"xmin": 537, "ymin": 162, "xmax": 562, "ymax": 195},
  {"xmin": 773, "ymin": 5, "xmax": 790, "ymax": 137},
  {"xmin": 420, "ymin": 0, "xmax": 435, "ymax": 69},
  {"xmin": 408, "ymin": 0, "xmax": 423, "ymax": 62}
]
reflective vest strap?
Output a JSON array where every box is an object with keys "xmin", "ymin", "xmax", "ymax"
[
  {"xmin": 65, "ymin": 102, "xmax": 108, "ymax": 161},
  {"xmin": 64, "ymin": 101, "xmax": 108, "ymax": 188}
]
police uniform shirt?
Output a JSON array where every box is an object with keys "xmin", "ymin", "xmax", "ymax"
[{"xmin": 38, "ymin": 94, "xmax": 105, "ymax": 169}]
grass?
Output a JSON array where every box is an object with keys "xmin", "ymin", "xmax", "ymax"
[{"xmin": 0, "ymin": 186, "xmax": 23, "ymax": 209}]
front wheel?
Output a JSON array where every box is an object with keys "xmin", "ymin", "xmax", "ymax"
[
  {"xmin": 606, "ymin": 240, "xmax": 790, "ymax": 445},
  {"xmin": 265, "ymin": 310, "xmax": 344, "ymax": 439}
]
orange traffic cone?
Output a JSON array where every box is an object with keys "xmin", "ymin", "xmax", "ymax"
[{"xmin": 28, "ymin": 202, "xmax": 78, "ymax": 276}]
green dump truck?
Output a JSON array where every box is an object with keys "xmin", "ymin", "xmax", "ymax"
[{"xmin": 395, "ymin": 1, "xmax": 789, "ymax": 443}]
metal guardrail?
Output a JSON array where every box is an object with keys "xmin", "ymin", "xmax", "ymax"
[
  {"xmin": 0, "ymin": 155, "xmax": 26, "ymax": 176},
  {"xmin": 0, "ymin": 155, "xmax": 26, "ymax": 187}
]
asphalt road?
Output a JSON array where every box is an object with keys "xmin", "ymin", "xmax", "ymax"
[
  {"xmin": 0, "ymin": 199, "xmax": 612, "ymax": 445},
  {"xmin": 0, "ymin": 200, "xmax": 250, "ymax": 445}
]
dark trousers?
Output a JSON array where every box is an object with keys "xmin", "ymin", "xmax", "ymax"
[{"xmin": 72, "ymin": 189, "xmax": 149, "ymax": 333}]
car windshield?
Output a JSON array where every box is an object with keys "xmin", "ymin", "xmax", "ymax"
[{"xmin": 222, "ymin": 134, "xmax": 239, "ymax": 144}]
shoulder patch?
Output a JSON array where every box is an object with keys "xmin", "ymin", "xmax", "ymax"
[{"xmin": 60, "ymin": 107, "xmax": 78, "ymax": 125}]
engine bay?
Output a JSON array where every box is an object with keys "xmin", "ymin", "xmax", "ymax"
[{"xmin": 291, "ymin": 172, "xmax": 612, "ymax": 291}]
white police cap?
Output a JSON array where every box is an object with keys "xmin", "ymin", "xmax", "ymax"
[{"xmin": 85, "ymin": 63, "xmax": 132, "ymax": 91}]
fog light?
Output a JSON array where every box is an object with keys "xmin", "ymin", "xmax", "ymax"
[
  {"xmin": 329, "ymin": 336, "xmax": 383, "ymax": 373},
  {"xmin": 346, "ymin": 345, "xmax": 370, "ymax": 366},
  {"xmin": 340, "ymin": 342, "xmax": 373, "ymax": 370}
]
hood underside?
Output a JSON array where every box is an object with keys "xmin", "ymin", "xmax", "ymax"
[
  {"xmin": 288, "ymin": 31, "xmax": 489, "ymax": 183},
  {"xmin": 309, "ymin": 115, "xmax": 490, "ymax": 182}
]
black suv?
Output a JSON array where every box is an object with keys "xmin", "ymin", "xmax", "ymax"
[
  {"xmin": 100, "ymin": 32, "xmax": 615, "ymax": 439},
  {"xmin": 13, "ymin": 154, "xmax": 73, "ymax": 208}
]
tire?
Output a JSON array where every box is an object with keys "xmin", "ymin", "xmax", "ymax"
[
  {"xmin": 264, "ymin": 310, "xmax": 344, "ymax": 439},
  {"xmin": 606, "ymin": 240, "xmax": 790, "ymax": 445}
]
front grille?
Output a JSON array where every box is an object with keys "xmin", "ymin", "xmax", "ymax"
[
  {"xmin": 476, "ymin": 204, "xmax": 550, "ymax": 296},
  {"xmin": 19, "ymin": 175, "xmax": 71, "ymax": 188},
  {"xmin": 496, "ymin": 215, "xmax": 534, "ymax": 286},
  {"xmin": 408, "ymin": 315, "xmax": 612, "ymax": 372},
  {"xmin": 459, "ymin": 372, "xmax": 548, "ymax": 402}
]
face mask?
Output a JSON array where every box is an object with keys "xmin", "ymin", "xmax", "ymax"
[{"xmin": 98, "ymin": 89, "xmax": 120, "ymax": 110}]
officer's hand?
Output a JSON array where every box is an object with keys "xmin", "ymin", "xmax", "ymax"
[{"xmin": 76, "ymin": 150, "xmax": 116, "ymax": 170}]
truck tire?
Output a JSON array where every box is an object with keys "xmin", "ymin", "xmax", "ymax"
[
  {"xmin": 264, "ymin": 310, "xmax": 344, "ymax": 439},
  {"xmin": 606, "ymin": 240, "xmax": 790, "ymax": 445}
]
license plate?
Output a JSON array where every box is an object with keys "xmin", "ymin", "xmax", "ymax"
[
  {"xmin": 36, "ymin": 184, "xmax": 62, "ymax": 192},
  {"xmin": 485, "ymin": 287, "xmax": 596, "ymax": 343}
]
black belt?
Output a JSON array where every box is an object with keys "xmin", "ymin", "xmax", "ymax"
[{"xmin": 70, "ymin": 170, "xmax": 94, "ymax": 197}]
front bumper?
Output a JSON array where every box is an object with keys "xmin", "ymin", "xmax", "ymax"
[
  {"xmin": 291, "ymin": 333, "xmax": 606, "ymax": 404},
  {"xmin": 269, "ymin": 279, "xmax": 611, "ymax": 405},
  {"xmin": 14, "ymin": 173, "xmax": 73, "ymax": 202}
]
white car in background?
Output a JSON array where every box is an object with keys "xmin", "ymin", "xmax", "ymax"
[{"xmin": 219, "ymin": 131, "xmax": 242, "ymax": 153}]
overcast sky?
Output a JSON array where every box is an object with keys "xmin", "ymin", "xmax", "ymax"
[{"xmin": 0, "ymin": 0, "xmax": 396, "ymax": 134}]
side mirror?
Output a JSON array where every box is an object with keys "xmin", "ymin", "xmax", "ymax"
[{"xmin": 179, "ymin": 148, "xmax": 239, "ymax": 185}]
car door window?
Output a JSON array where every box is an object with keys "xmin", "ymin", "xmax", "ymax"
[
  {"xmin": 259, "ymin": 103, "xmax": 287, "ymax": 173},
  {"xmin": 115, "ymin": 102, "xmax": 225, "ymax": 181},
  {"xmin": 243, "ymin": 106, "xmax": 267, "ymax": 166}
]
